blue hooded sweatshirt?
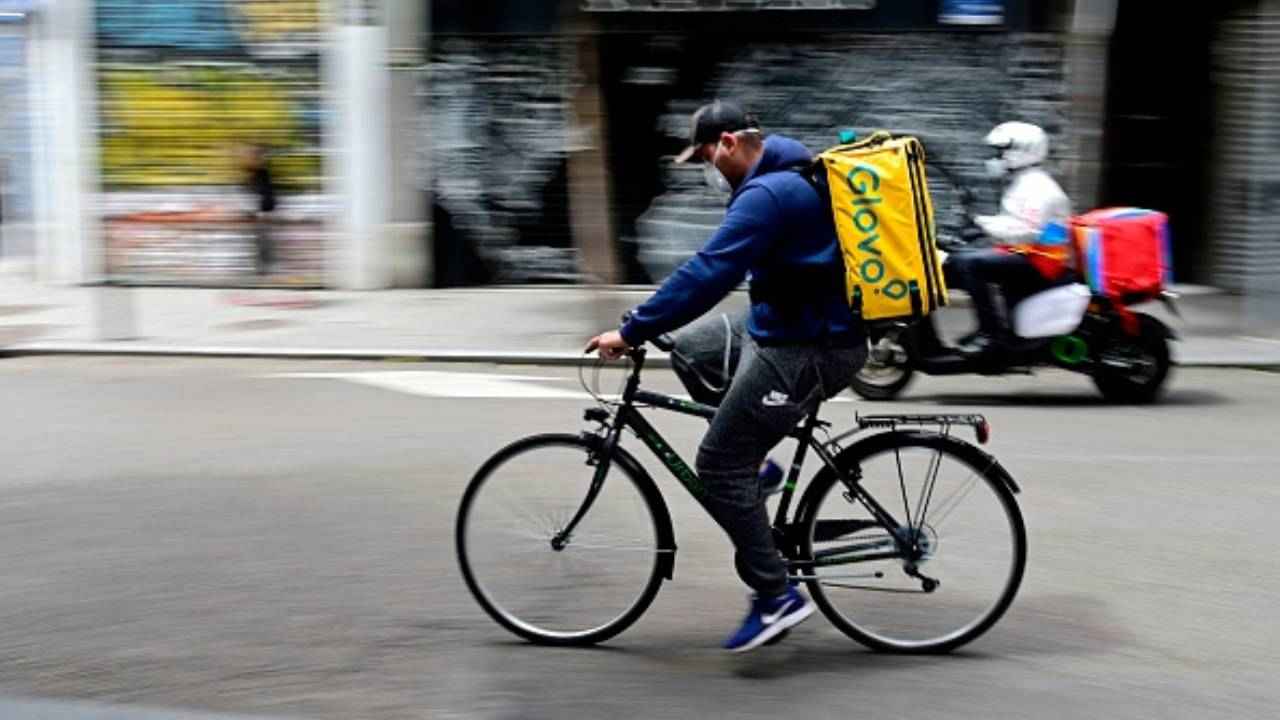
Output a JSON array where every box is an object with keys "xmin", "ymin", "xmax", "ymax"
[{"xmin": 621, "ymin": 135, "xmax": 863, "ymax": 348}]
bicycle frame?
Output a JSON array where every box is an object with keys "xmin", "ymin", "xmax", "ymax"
[{"xmin": 561, "ymin": 347, "xmax": 927, "ymax": 571}]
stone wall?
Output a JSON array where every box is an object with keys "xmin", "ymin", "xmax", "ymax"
[
  {"xmin": 426, "ymin": 37, "xmax": 581, "ymax": 283},
  {"xmin": 636, "ymin": 32, "xmax": 1068, "ymax": 279},
  {"xmin": 424, "ymin": 30, "xmax": 1069, "ymax": 284}
]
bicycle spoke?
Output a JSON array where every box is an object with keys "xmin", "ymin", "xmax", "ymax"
[
  {"xmin": 895, "ymin": 445, "xmax": 912, "ymax": 532},
  {"xmin": 912, "ymin": 446, "xmax": 945, "ymax": 532},
  {"xmin": 555, "ymin": 543, "xmax": 658, "ymax": 553},
  {"xmin": 492, "ymin": 528, "xmax": 557, "ymax": 544},
  {"xmin": 922, "ymin": 469, "xmax": 981, "ymax": 530},
  {"xmin": 496, "ymin": 494, "xmax": 560, "ymax": 538}
]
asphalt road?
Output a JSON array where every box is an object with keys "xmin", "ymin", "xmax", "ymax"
[{"xmin": 0, "ymin": 357, "xmax": 1276, "ymax": 719}]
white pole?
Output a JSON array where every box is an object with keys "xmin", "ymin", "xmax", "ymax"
[
  {"xmin": 325, "ymin": 0, "xmax": 393, "ymax": 290},
  {"xmin": 29, "ymin": 0, "xmax": 101, "ymax": 285}
]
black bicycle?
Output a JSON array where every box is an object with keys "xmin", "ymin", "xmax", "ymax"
[{"xmin": 456, "ymin": 338, "xmax": 1027, "ymax": 653}]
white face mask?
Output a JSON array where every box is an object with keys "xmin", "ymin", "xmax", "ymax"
[
  {"xmin": 704, "ymin": 162, "xmax": 732, "ymax": 194},
  {"xmin": 702, "ymin": 140, "xmax": 733, "ymax": 194},
  {"xmin": 985, "ymin": 158, "xmax": 1009, "ymax": 178}
]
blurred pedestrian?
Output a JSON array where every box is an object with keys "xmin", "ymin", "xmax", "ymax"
[{"xmin": 238, "ymin": 144, "xmax": 278, "ymax": 276}]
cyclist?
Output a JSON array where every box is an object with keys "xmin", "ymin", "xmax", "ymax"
[{"xmin": 588, "ymin": 100, "xmax": 866, "ymax": 652}]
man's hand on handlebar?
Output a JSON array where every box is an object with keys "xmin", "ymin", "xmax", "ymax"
[{"xmin": 586, "ymin": 330, "xmax": 631, "ymax": 360}]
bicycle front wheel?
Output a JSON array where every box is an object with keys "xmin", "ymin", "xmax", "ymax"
[
  {"xmin": 798, "ymin": 432, "xmax": 1026, "ymax": 653},
  {"xmin": 456, "ymin": 434, "xmax": 669, "ymax": 646}
]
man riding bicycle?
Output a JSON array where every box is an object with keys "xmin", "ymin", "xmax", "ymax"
[{"xmin": 588, "ymin": 100, "xmax": 866, "ymax": 652}]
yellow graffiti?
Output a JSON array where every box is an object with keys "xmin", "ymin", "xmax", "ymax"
[
  {"xmin": 98, "ymin": 65, "xmax": 322, "ymax": 189},
  {"xmin": 232, "ymin": 0, "xmax": 322, "ymax": 47}
]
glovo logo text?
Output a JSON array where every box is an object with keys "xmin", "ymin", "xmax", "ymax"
[{"xmin": 846, "ymin": 163, "xmax": 910, "ymax": 301}]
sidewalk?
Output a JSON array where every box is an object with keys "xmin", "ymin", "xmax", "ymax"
[{"xmin": 2, "ymin": 270, "xmax": 1279, "ymax": 367}]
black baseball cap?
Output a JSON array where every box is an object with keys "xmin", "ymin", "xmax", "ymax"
[{"xmin": 674, "ymin": 100, "xmax": 760, "ymax": 164}]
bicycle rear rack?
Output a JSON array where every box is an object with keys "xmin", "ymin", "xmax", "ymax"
[{"xmin": 827, "ymin": 413, "xmax": 990, "ymax": 448}]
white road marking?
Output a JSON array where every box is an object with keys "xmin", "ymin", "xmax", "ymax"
[
  {"xmin": 267, "ymin": 369, "xmax": 855, "ymax": 403},
  {"xmin": 269, "ymin": 370, "xmax": 586, "ymax": 399},
  {"xmin": 0, "ymin": 696, "xmax": 291, "ymax": 720}
]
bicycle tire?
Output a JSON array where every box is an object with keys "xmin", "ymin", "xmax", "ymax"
[
  {"xmin": 456, "ymin": 433, "xmax": 673, "ymax": 646},
  {"xmin": 796, "ymin": 431, "xmax": 1026, "ymax": 653}
]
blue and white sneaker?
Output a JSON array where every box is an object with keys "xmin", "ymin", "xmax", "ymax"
[
  {"xmin": 723, "ymin": 585, "xmax": 815, "ymax": 653},
  {"xmin": 759, "ymin": 458, "xmax": 786, "ymax": 496}
]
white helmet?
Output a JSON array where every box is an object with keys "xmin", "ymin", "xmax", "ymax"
[{"xmin": 985, "ymin": 121, "xmax": 1049, "ymax": 177}]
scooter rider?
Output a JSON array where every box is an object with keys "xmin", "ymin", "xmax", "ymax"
[{"xmin": 949, "ymin": 122, "xmax": 1073, "ymax": 358}]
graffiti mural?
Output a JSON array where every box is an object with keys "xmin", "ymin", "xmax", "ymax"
[
  {"xmin": 425, "ymin": 37, "xmax": 582, "ymax": 284},
  {"xmin": 97, "ymin": 0, "xmax": 321, "ymax": 57},
  {"xmin": 427, "ymin": 18, "xmax": 1065, "ymax": 286},
  {"xmin": 95, "ymin": 0, "xmax": 327, "ymax": 286},
  {"xmin": 98, "ymin": 65, "xmax": 322, "ymax": 189},
  {"xmin": 629, "ymin": 33, "xmax": 1067, "ymax": 281}
]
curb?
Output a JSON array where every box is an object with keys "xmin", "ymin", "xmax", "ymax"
[
  {"xmin": 0, "ymin": 344, "xmax": 676, "ymax": 367},
  {"xmin": 6, "ymin": 343, "xmax": 1280, "ymax": 370}
]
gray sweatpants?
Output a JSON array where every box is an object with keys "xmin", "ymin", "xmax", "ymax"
[{"xmin": 672, "ymin": 312, "xmax": 866, "ymax": 598}]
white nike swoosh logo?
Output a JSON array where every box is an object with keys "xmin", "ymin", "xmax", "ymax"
[{"xmin": 761, "ymin": 599, "xmax": 796, "ymax": 626}]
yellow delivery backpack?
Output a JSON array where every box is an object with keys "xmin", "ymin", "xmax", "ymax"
[{"xmin": 817, "ymin": 132, "xmax": 948, "ymax": 321}]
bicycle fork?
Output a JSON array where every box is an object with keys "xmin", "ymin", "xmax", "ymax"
[{"xmin": 551, "ymin": 414, "xmax": 626, "ymax": 552}]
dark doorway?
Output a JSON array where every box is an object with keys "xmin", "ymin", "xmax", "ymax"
[
  {"xmin": 597, "ymin": 33, "xmax": 740, "ymax": 284},
  {"xmin": 1101, "ymin": 3, "xmax": 1222, "ymax": 282}
]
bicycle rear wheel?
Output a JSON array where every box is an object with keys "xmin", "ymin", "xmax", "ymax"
[
  {"xmin": 797, "ymin": 432, "xmax": 1026, "ymax": 653},
  {"xmin": 456, "ymin": 434, "xmax": 670, "ymax": 645}
]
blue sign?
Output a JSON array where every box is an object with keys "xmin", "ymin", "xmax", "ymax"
[
  {"xmin": 0, "ymin": 0, "xmax": 39, "ymax": 18},
  {"xmin": 96, "ymin": 0, "xmax": 241, "ymax": 52},
  {"xmin": 939, "ymin": 0, "xmax": 1004, "ymax": 25}
]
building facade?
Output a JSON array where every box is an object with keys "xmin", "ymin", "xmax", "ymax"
[{"xmin": 5, "ymin": 0, "xmax": 1277, "ymax": 316}]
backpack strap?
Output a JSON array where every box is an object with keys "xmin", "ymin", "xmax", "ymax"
[
  {"xmin": 778, "ymin": 158, "xmax": 828, "ymax": 199},
  {"xmin": 748, "ymin": 157, "xmax": 845, "ymax": 310}
]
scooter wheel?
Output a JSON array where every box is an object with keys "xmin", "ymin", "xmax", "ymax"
[
  {"xmin": 851, "ymin": 336, "xmax": 915, "ymax": 401},
  {"xmin": 1092, "ymin": 313, "xmax": 1173, "ymax": 404}
]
